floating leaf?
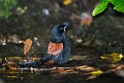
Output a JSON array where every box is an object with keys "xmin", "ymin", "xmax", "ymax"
[
  {"xmin": 7, "ymin": 76, "xmax": 18, "ymax": 79},
  {"xmin": 24, "ymin": 38, "xmax": 33, "ymax": 54},
  {"xmin": 76, "ymin": 65, "xmax": 98, "ymax": 71},
  {"xmin": 63, "ymin": 0, "xmax": 72, "ymax": 5},
  {"xmin": 9, "ymin": 66, "xmax": 17, "ymax": 71},
  {"xmin": 51, "ymin": 69, "xmax": 74, "ymax": 73},
  {"xmin": 114, "ymin": 4, "xmax": 124, "ymax": 12},
  {"xmin": 101, "ymin": 53, "xmax": 123, "ymax": 63},
  {"xmin": 92, "ymin": 2, "xmax": 109, "ymax": 16},
  {"xmin": 9, "ymin": 72, "xmax": 19, "ymax": 74},
  {"xmin": 86, "ymin": 70, "xmax": 103, "ymax": 75},
  {"xmin": 86, "ymin": 74, "xmax": 100, "ymax": 80},
  {"xmin": 7, "ymin": 56, "xmax": 22, "ymax": 60}
]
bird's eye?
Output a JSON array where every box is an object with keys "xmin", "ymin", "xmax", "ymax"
[
  {"xmin": 59, "ymin": 24, "xmax": 65, "ymax": 32},
  {"xmin": 60, "ymin": 27, "xmax": 63, "ymax": 30}
]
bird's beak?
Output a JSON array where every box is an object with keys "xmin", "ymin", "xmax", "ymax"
[{"xmin": 63, "ymin": 22, "xmax": 73, "ymax": 32}]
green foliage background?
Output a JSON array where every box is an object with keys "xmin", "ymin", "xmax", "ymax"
[
  {"xmin": 0, "ymin": 0, "xmax": 123, "ymax": 19},
  {"xmin": 0, "ymin": 0, "xmax": 17, "ymax": 19}
]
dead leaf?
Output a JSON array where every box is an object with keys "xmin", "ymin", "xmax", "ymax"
[
  {"xmin": 9, "ymin": 66, "xmax": 17, "ymax": 71},
  {"xmin": 0, "ymin": 36, "xmax": 6, "ymax": 45},
  {"xmin": 8, "ymin": 34, "xmax": 23, "ymax": 44},
  {"xmin": 23, "ymin": 38, "xmax": 33, "ymax": 54},
  {"xmin": 116, "ymin": 65, "xmax": 124, "ymax": 70},
  {"xmin": 51, "ymin": 69, "xmax": 74, "ymax": 73},
  {"xmin": 75, "ymin": 65, "xmax": 98, "ymax": 71},
  {"xmin": 86, "ymin": 74, "xmax": 100, "ymax": 80}
]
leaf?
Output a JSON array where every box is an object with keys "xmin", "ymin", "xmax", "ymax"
[
  {"xmin": 86, "ymin": 74, "xmax": 100, "ymax": 80},
  {"xmin": 51, "ymin": 69, "xmax": 73, "ymax": 73},
  {"xmin": 63, "ymin": 0, "xmax": 72, "ymax": 5},
  {"xmin": 86, "ymin": 70, "xmax": 103, "ymax": 75},
  {"xmin": 100, "ymin": 0, "xmax": 110, "ymax": 3},
  {"xmin": 24, "ymin": 38, "xmax": 33, "ymax": 54},
  {"xmin": 7, "ymin": 56, "xmax": 22, "ymax": 60},
  {"xmin": 114, "ymin": 4, "xmax": 124, "ymax": 12},
  {"xmin": 110, "ymin": 0, "xmax": 124, "ymax": 6},
  {"xmin": 92, "ymin": 2, "xmax": 109, "ymax": 16},
  {"xmin": 113, "ymin": 54, "xmax": 123, "ymax": 63},
  {"xmin": 101, "ymin": 53, "xmax": 123, "ymax": 63},
  {"xmin": 7, "ymin": 76, "xmax": 18, "ymax": 78},
  {"xmin": 9, "ymin": 66, "xmax": 17, "ymax": 71},
  {"xmin": 9, "ymin": 72, "xmax": 19, "ymax": 74}
]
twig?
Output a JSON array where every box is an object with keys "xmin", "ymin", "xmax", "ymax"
[{"xmin": 18, "ymin": 65, "xmax": 98, "ymax": 73}]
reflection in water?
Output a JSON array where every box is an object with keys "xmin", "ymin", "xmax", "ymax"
[
  {"xmin": 50, "ymin": 73, "xmax": 67, "ymax": 83},
  {"xmin": 1, "ymin": 66, "xmax": 124, "ymax": 83}
]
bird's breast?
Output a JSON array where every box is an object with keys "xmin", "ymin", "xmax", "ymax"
[{"xmin": 47, "ymin": 42, "xmax": 63, "ymax": 56}]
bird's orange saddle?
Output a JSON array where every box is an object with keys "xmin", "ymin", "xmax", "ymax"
[
  {"xmin": 47, "ymin": 42, "xmax": 63, "ymax": 56},
  {"xmin": 44, "ymin": 42, "xmax": 63, "ymax": 65}
]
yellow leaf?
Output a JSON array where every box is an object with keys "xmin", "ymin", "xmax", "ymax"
[
  {"xmin": 63, "ymin": 0, "xmax": 72, "ymax": 5},
  {"xmin": 86, "ymin": 70, "xmax": 103, "ymax": 75},
  {"xmin": 7, "ymin": 56, "xmax": 22, "ymax": 60},
  {"xmin": 7, "ymin": 76, "xmax": 18, "ymax": 78},
  {"xmin": 101, "ymin": 53, "xmax": 123, "ymax": 63}
]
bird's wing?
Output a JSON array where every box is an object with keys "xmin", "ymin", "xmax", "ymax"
[{"xmin": 47, "ymin": 42, "xmax": 63, "ymax": 56}]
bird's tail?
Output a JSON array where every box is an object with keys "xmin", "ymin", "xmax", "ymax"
[
  {"xmin": 19, "ymin": 60, "xmax": 43, "ymax": 68},
  {"xmin": 19, "ymin": 53, "xmax": 51, "ymax": 67}
]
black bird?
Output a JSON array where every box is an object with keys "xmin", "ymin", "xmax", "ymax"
[{"xmin": 19, "ymin": 22, "xmax": 72, "ymax": 67}]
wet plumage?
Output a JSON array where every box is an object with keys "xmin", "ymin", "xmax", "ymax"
[{"xmin": 19, "ymin": 22, "xmax": 72, "ymax": 67}]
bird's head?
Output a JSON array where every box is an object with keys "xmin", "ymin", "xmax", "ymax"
[
  {"xmin": 59, "ymin": 22, "xmax": 73, "ymax": 32},
  {"xmin": 50, "ymin": 22, "xmax": 72, "ymax": 43}
]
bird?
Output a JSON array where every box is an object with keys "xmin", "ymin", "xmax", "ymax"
[{"xmin": 19, "ymin": 22, "xmax": 72, "ymax": 67}]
